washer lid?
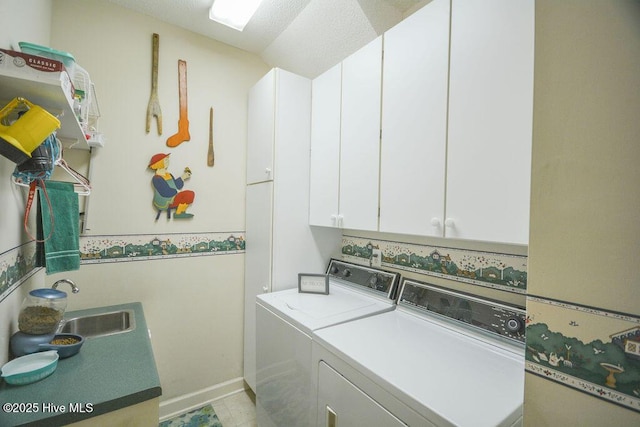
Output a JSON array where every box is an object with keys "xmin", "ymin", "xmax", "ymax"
[
  {"xmin": 257, "ymin": 285, "xmax": 395, "ymax": 334},
  {"xmin": 314, "ymin": 310, "xmax": 525, "ymax": 427}
]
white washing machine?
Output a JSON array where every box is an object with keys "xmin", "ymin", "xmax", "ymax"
[
  {"xmin": 312, "ymin": 278, "xmax": 526, "ymax": 427},
  {"xmin": 256, "ymin": 259, "xmax": 401, "ymax": 427}
]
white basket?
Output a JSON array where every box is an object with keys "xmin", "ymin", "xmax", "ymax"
[{"xmin": 72, "ymin": 64, "xmax": 92, "ymax": 133}]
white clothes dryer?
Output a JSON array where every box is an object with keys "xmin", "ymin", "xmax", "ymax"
[
  {"xmin": 312, "ymin": 278, "xmax": 526, "ymax": 427},
  {"xmin": 256, "ymin": 259, "xmax": 401, "ymax": 427}
]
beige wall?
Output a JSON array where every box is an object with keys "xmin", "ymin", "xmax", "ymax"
[
  {"xmin": 0, "ymin": 0, "xmax": 269, "ymax": 412},
  {"xmin": 526, "ymin": 1, "xmax": 640, "ymax": 424},
  {"xmin": 47, "ymin": 0, "xmax": 269, "ymax": 405},
  {"xmin": 50, "ymin": 0, "xmax": 268, "ymax": 235},
  {"xmin": 0, "ymin": 0, "xmax": 51, "ymax": 51},
  {"xmin": 0, "ymin": 0, "xmax": 52, "ymax": 368}
]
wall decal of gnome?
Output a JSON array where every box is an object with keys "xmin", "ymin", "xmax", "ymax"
[{"xmin": 148, "ymin": 153, "xmax": 195, "ymax": 220}]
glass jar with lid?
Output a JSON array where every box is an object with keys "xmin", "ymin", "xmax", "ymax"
[{"xmin": 18, "ymin": 289, "xmax": 67, "ymax": 334}]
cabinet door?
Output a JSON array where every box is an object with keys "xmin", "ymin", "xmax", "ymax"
[
  {"xmin": 446, "ymin": 0, "xmax": 534, "ymax": 244},
  {"xmin": 379, "ymin": 0, "xmax": 450, "ymax": 237},
  {"xmin": 309, "ymin": 63, "xmax": 342, "ymax": 227},
  {"xmin": 316, "ymin": 362, "xmax": 408, "ymax": 427},
  {"xmin": 339, "ymin": 36, "xmax": 383, "ymax": 231},
  {"xmin": 247, "ymin": 70, "xmax": 275, "ymax": 185},
  {"xmin": 244, "ymin": 181, "xmax": 273, "ymax": 391}
]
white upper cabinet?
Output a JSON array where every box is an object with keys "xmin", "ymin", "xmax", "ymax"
[
  {"xmin": 445, "ymin": 0, "xmax": 534, "ymax": 245},
  {"xmin": 339, "ymin": 36, "xmax": 383, "ymax": 231},
  {"xmin": 379, "ymin": 0, "xmax": 450, "ymax": 237},
  {"xmin": 309, "ymin": 37, "xmax": 382, "ymax": 231},
  {"xmin": 246, "ymin": 69, "xmax": 276, "ymax": 185},
  {"xmin": 309, "ymin": 63, "xmax": 341, "ymax": 227},
  {"xmin": 309, "ymin": 0, "xmax": 533, "ymax": 245}
]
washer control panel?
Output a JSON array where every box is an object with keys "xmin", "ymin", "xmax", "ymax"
[
  {"xmin": 398, "ymin": 279, "xmax": 526, "ymax": 344},
  {"xmin": 326, "ymin": 259, "xmax": 401, "ymax": 300}
]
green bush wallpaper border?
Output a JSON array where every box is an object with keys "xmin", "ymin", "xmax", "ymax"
[
  {"xmin": 526, "ymin": 296, "xmax": 640, "ymax": 412},
  {"xmin": 0, "ymin": 232, "xmax": 245, "ymax": 302},
  {"xmin": 0, "ymin": 242, "xmax": 38, "ymax": 303},
  {"xmin": 341, "ymin": 235, "xmax": 527, "ymax": 293}
]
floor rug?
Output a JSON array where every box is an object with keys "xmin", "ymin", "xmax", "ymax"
[{"xmin": 159, "ymin": 404, "xmax": 223, "ymax": 427}]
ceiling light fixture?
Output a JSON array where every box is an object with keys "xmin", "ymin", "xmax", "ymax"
[{"xmin": 209, "ymin": 0, "xmax": 265, "ymax": 31}]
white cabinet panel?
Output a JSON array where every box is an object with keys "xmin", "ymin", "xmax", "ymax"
[
  {"xmin": 379, "ymin": 0, "xmax": 450, "ymax": 237},
  {"xmin": 247, "ymin": 69, "xmax": 275, "ymax": 184},
  {"xmin": 339, "ymin": 36, "xmax": 383, "ymax": 231},
  {"xmin": 256, "ymin": 304, "xmax": 313, "ymax": 427},
  {"xmin": 244, "ymin": 181, "xmax": 273, "ymax": 392},
  {"xmin": 272, "ymin": 69, "xmax": 332, "ymax": 289},
  {"xmin": 446, "ymin": 0, "xmax": 534, "ymax": 244},
  {"xmin": 309, "ymin": 38, "xmax": 382, "ymax": 232},
  {"xmin": 316, "ymin": 361, "xmax": 406, "ymax": 427},
  {"xmin": 245, "ymin": 69, "xmax": 340, "ymax": 392},
  {"xmin": 309, "ymin": 63, "xmax": 341, "ymax": 228}
]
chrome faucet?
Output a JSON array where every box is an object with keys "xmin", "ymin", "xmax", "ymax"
[{"xmin": 52, "ymin": 279, "xmax": 80, "ymax": 294}]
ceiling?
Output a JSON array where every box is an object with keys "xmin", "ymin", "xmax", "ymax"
[{"xmin": 105, "ymin": 0, "xmax": 427, "ymax": 78}]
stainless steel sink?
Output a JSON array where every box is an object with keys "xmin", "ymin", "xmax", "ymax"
[{"xmin": 58, "ymin": 309, "xmax": 135, "ymax": 338}]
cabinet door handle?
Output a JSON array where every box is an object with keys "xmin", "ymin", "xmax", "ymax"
[
  {"xmin": 337, "ymin": 215, "xmax": 344, "ymax": 228},
  {"xmin": 327, "ymin": 405, "xmax": 337, "ymax": 427},
  {"xmin": 262, "ymin": 286, "xmax": 268, "ymax": 293},
  {"xmin": 445, "ymin": 218, "xmax": 455, "ymax": 227},
  {"xmin": 265, "ymin": 168, "xmax": 272, "ymax": 176},
  {"xmin": 430, "ymin": 217, "xmax": 441, "ymax": 227}
]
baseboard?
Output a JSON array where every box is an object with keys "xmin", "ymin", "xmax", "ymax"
[{"xmin": 158, "ymin": 377, "xmax": 246, "ymax": 420}]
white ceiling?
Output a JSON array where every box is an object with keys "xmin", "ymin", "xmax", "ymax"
[{"xmin": 105, "ymin": 0, "xmax": 427, "ymax": 78}]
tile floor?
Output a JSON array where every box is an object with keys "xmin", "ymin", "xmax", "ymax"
[{"xmin": 210, "ymin": 389, "xmax": 257, "ymax": 427}]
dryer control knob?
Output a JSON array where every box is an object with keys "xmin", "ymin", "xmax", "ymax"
[
  {"xmin": 368, "ymin": 274, "xmax": 381, "ymax": 288},
  {"xmin": 342, "ymin": 269, "xmax": 352, "ymax": 278},
  {"xmin": 505, "ymin": 317, "xmax": 524, "ymax": 333}
]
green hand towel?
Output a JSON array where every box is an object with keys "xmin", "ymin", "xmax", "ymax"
[{"xmin": 36, "ymin": 181, "xmax": 80, "ymax": 274}]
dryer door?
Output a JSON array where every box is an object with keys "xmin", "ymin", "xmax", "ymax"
[{"xmin": 317, "ymin": 361, "xmax": 409, "ymax": 427}]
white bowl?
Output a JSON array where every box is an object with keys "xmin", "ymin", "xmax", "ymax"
[{"xmin": 1, "ymin": 350, "xmax": 59, "ymax": 385}]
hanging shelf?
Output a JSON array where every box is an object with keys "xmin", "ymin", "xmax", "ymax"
[{"xmin": 0, "ymin": 49, "xmax": 95, "ymax": 150}]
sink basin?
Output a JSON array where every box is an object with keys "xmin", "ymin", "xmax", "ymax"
[{"xmin": 58, "ymin": 309, "xmax": 135, "ymax": 338}]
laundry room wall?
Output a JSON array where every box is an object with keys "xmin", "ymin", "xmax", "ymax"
[
  {"xmin": 524, "ymin": 1, "xmax": 640, "ymax": 424},
  {"xmin": 0, "ymin": 0, "xmax": 53, "ymax": 370},
  {"xmin": 0, "ymin": 0, "xmax": 270, "ymax": 411}
]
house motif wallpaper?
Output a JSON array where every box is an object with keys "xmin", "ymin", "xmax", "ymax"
[
  {"xmin": 0, "ymin": 242, "xmax": 37, "ymax": 302},
  {"xmin": 0, "ymin": 232, "xmax": 245, "ymax": 302},
  {"xmin": 526, "ymin": 297, "xmax": 640, "ymax": 412},
  {"xmin": 79, "ymin": 232, "xmax": 245, "ymax": 263},
  {"xmin": 341, "ymin": 235, "xmax": 527, "ymax": 293}
]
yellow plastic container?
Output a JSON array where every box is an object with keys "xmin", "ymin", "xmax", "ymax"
[{"xmin": 0, "ymin": 97, "xmax": 60, "ymax": 164}]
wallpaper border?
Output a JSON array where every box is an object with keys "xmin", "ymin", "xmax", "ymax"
[
  {"xmin": 341, "ymin": 235, "xmax": 527, "ymax": 293},
  {"xmin": 0, "ymin": 232, "xmax": 245, "ymax": 302},
  {"xmin": 0, "ymin": 241, "xmax": 38, "ymax": 303},
  {"xmin": 525, "ymin": 296, "xmax": 640, "ymax": 412},
  {"xmin": 79, "ymin": 232, "xmax": 245, "ymax": 264}
]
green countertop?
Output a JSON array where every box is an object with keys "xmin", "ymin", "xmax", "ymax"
[{"xmin": 0, "ymin": 302, "xmax": 162, "ymax": 426}]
